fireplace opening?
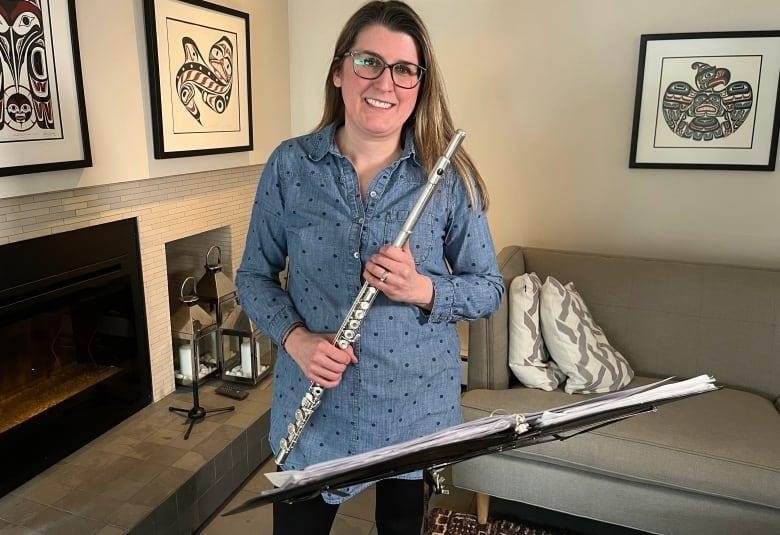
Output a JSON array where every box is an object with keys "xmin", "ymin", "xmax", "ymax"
[{"xmin": 0, "ymin": 218, "xmax": 152, "ymax": 498}]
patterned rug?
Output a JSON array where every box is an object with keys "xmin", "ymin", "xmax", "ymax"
[{"xmin": 425, "ymin": 508, "xmax": 566, "ymax": 535}]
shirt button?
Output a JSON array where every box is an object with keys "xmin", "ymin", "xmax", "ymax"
[
  {"xmin": 353, "ymin": 252, "xmax": 359, "ymax": 258},
  {"xmin": 369, "ymin": 191, "xmax": 378, "ymax": 198}
]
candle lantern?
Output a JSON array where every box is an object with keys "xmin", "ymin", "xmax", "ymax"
[
  {"xmin": 169, "ymin": 276, "xmax": 235, "ymax": 439},
  {"xmin": 220, "ymin": 301, "xmax": 274, "ymax": 386},
  {"xmin": 196, "ymin": 245, "xmax": 237, "ymax": 370},
  {"xmin": 171, "ymin": 276, "xmax": 219, "ymax": 386}
]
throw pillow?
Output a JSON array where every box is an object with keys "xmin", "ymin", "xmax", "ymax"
[
  {"xmin": 508, "ymin": 273, "xmax": 566, "ymax": 391},
  {"xmin": 539, "ymin": 276, "xmax": 634, "ymax": 394}
]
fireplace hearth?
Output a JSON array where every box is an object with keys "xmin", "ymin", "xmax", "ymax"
[{"xmin": 0, "ymin": 218, "xmax": 152, "ymax": 498}]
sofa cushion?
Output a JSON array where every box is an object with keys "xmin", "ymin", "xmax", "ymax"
[
  {"xmin": 508, "ymin": 273, "xmax": 565, "ymax": 391},
  {"xmin": 461, "ymin": 377, "xmax": 780, "ymax": 510},
  {"xmin": 540, "ymin": 276, "xmax": 633, "ymax": 393}
]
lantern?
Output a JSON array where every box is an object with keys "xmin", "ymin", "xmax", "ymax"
[
  {"xmin": 169, "ymin": 276, "xmax": 235, "ymax": 439},
  {"xmin": 196, "ymin": 245, "xmax": 238, "ymax": 370},
  {"xmin": 171, "ymin": 276, "xmax": 219, "ymax": 386},
  {"xmin": 220, "ymin": 301, "xmax": 274, "ymax": 386}
]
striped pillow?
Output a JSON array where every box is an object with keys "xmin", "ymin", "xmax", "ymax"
[
  {"xmin": 508, "ymin": 273, "xmax": 566, "ymax": 390},
  {"xmin": 540, "ymin": 276, "xmax": 634, "ymax": 394}
]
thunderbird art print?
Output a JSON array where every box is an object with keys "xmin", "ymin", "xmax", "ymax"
[{"xmin": 630, "ymin": 31, "xmax": 780, "ymax": 171}]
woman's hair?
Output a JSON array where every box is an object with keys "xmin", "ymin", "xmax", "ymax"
[{"xmin": 314, "ymin": 0, "xmax": 489, "ymax": 209}]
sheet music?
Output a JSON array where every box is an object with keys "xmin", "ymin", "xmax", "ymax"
[
  {"xmin": 266, "ymin": 374, "xmax": 718, "ymax": 489},
  {"xmin": 537, "ymin": 374, "xmax": 717, "ymax": 426},
  {"xmin": 267, "ymin": 413, "xmax": 526, "ymax": 488}
]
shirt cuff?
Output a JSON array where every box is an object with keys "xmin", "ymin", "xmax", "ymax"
[{"xmin": 425, "ymin": 277, "xmax": 456, "ymax": 323}]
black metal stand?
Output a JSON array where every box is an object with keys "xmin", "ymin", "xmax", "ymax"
[{"xmin": 169, "ymin": 375, "xmax": 234, "ymax": 439}]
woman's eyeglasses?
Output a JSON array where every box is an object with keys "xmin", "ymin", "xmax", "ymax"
[{"xmin": 342, "ymin": 51, "xmax": 426, "ymax": 89}]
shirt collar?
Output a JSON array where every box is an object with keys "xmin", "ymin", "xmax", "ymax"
[{"xmin": 304, "ymin": 122, "xmax": 422, "ymax": 167}]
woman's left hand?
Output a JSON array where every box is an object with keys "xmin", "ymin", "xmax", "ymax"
[{"xmin": 364, "ymin": 243, "xmax": 434, "ymax": 310}]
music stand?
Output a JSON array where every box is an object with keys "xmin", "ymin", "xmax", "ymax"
[{"xmin": 169, "ymin": 276, "xmax": 235, "ymax": 439}]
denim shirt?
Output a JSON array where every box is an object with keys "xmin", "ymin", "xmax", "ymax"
[{"xmin": 236, "ymin": 123, "xmax": 503, "ymax": 503}]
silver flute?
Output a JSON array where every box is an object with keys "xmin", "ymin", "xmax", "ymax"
[{"xmin": 275, "ymin": 129, "xmax": 467, "ymax": 465}]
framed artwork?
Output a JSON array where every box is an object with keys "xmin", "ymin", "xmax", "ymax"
[
  {"xmin": 629, "ymin": 31, "xmax": 780, "ymax": 171},
  {"xmin": 0, "ymin": 0, "xmax": 92, "ymax": 177},
  {"xmin": 144, "ymin": 0, "xmax": 253, "ymax": 159}
]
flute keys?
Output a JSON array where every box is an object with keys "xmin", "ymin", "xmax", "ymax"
[
  {"xmin": 343, "ymin": 330, "xmax": 355, "ymax": 340},
  {"xmin": 337, "ymin": 339, "xmax": 350, "ymax": 349},
  {"xmin": 288, "ymin": 423, "xmax": 297, "ymax": 435},
  {"xmin": 295, "ymin": 409, "xmax": 304, "ymax": 424},
  {"xmin": 348, "ymin": 320, "xmax": 360, "ymax": 329},
  {"xmin": 354, "ymin": 310, "xmax": 365, "ymax": 319},
  {"xmin": 279, "ymin": 437, "xmax": 288, "ymax": 450}
]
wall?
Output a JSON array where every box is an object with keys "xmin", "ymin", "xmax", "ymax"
[
  {"xmin": 0, "ymin": 0, "xmax": 290, "ymax": 199},
  {"xmin": 288, "ymin": 0, "xmax": 780, "ymax": 268}
]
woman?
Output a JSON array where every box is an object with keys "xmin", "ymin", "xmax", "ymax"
[{"xmin": 236, "ymin": 1, "xmax": 503, "ymax": 533}]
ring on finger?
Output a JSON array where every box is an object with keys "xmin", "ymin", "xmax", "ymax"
[{"xmin": 380, "ymin": 270, "xmax": 390, "ymax": 282}]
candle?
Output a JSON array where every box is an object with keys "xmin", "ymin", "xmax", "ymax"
[
  {"xmin": 240, "ymin": 340, "xmax": 252, "ymax": 377},
  {"xmin": 178, "ymin": 345, "xmax": 193, "ymax": 379}
]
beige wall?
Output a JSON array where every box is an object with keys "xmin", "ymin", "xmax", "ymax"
[
  {"xmin": 289, "ymin": 0, "xmax": 780, "ymax": 267},
  {"xmin": 0, "ymin": 0, "xmax": 290, "ymax": 199}
]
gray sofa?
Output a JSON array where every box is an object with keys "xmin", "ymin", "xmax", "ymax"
[{"xmin": 452, "ymin": 246, "xmax": 780, "ymax": 535}]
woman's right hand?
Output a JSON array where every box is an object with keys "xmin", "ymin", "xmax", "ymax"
[{"xmin": 283, "ymin": 326, "xmax": 358, "ymax": 387}]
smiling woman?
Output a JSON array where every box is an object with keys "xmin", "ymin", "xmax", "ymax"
[{"xmin": 235, "ymin": 2, "xmax": 504, "ymax": 534}]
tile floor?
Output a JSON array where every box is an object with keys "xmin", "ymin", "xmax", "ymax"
[{"xmin": 199, "ymin": 460, "xmax": 477, "ymax": 534}]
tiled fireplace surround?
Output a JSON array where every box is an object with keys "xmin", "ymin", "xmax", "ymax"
[{"xmin": 0, "ymin": 165, "xmax": 273, "ymax": 534}]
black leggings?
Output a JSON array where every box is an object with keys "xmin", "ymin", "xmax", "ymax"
[{"xmin": 272, "ymin": 477, "xmax": 425, "ymax": 535}]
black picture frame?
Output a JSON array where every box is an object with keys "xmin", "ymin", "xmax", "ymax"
[
  {"xmin": 0, "ymin": 0, "xmax": 92, "ymax": 177},
  {"xmin": 629, "ymin": 31, "xmax": 780, "ymax": 171},
  {"xmin": 143, "ymin": 0, "xmax": 253, "ymax": 159}
]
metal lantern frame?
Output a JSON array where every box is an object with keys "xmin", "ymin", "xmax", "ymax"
[
  {"xmin": 171, "ymin": 276, "xmax": 219, "ymax": 387},
  {"xmin": 196, "ymin": 245, "xmax": 238, "ymax": 371},
  {"xmin": 220, "ymin": 301, "xmax": 274, "ymax": 386}
]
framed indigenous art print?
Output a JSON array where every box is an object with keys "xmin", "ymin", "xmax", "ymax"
[
  {"xmin": 0, "ymin": 0, "xmax": 92, "ymax": 177},
  {"xmin": 629, "ymin": 31, "xmax": 780, "ymax": 171},
  {"xmin": 144, "ymin": 0, "xmax": 253, "ymax": 159}
]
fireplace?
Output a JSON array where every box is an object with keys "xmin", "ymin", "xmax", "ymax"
[{"xmin": 0, "ymin": 218, "xmax": 152, "ymax": 497}]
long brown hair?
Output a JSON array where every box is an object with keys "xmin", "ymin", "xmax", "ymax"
[{"xmin": 314, "ymin": 0, "xmax": 489, "ymax": 210}]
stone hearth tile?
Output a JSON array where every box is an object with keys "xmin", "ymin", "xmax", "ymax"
[
  {"xmin": 127, "ymin": 466, "xmax": 192, "ymax": 508},
  {"xmin": 88, "ymin": 476, "xmax": 147, "ymax": 503},
  {"xmin": 89, "ymin": 433, "xmax": 145, "ymax": 458},
  {"xmin": 144, "ymin": 418, "xmax": 222, "ymax": 450},
  {"xmin": 172, "ymin": 449, "xmax": 210, "ymax": 472},
  {"xmin": 62, "ymin": 447, "xmax": 124, "ymax": 469},
  {"xmin": 0, "ymin": 495, "xmax": 48, "ymax": 525},
  {"xmin": 21, "ymin": 505, "xmax": 106, "ymax": 535},
  {"xmin": 224, "ymin": 409, "xmax": 261, "ymax": 429},
  {"xmin": 192, "ymin": 424, "xmax": 243, "ymax": 459},
  {"xmin": 130, "ymin": 440, "xmax": 189, "ymax": 465},
  {"xmin": 102, "ymin": 500, "xmax": 153, "ymax": 531},
  {"xmin": 107, "ymin": 457, "xmax": 170, "ymax": 486},
  {"xmin": 42, "ymin": 460, "xmax": 101, "ymax": 488},
  {"xmin": 54, "ymin": 487, "xmax": 125, "ymax": 523},
  {"xmin": 96, "ymin": 525, "xmax": 127, "ymax": 535},
  {"xmin": 11, "ymin": 477, "xmax": 72, "ymax": 506}
]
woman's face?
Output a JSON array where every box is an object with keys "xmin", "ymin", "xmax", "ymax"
[{"xmin": 333, "ymin": 24, "xmax": 421, "ymax": 143}]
